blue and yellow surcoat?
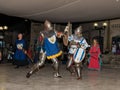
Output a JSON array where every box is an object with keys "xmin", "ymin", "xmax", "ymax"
[
  {"xmin": 43, "ymin": 35, "xmax": 62, "ymax": 59},
  {"xmin": 14, "ymin": 39, "xmax": 26, "ymax": 61}
]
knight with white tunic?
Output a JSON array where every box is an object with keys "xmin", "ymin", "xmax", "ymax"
[{"xmin": 63, "ymin": 25, "xmax": 89, "ymax": 80}]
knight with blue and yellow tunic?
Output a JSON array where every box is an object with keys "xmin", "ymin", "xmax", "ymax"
[
  {"xmin": 26, "ymin": 20, "xmax": 62, "ymax": 78},
  {"xmin": 43, "ymin": 35, "xmax": 62, "ymax": 59}
]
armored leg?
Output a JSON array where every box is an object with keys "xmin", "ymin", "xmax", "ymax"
[
  {"xmin": 66, "ymin": 55, "xmax": 75, "ymax": 75},
  {"xmin": 75, "ymin": 63, "xmax": 82, "ymax": 80},
  {"xmin": 26, "ymin": 52, "xmax": 46, "ymax": 78},
  {"xmin": 51, "ymin": 58, "xmax": 61, "ymax": 78}
]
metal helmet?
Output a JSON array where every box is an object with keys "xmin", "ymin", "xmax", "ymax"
[
  {"xmin": 44, "ymin": 20, "xmax": 53, "ymax": 30},
  {"xmin": 75, "ymin": 26, "xmax": 82, "ymax": 36}
]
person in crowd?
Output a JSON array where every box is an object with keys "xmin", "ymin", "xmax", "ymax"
[
  {"xmin": 26, "ymin": 20, "xmax": 62, "ymax": 78},
  {"xmin": 13, "ymin": 33, "xmax": 29, "ymax": 68},
  {"xmin": 33, "ymin": 48, "xmax": 40, "ymax": 64},
  {"xmin": 0, "ymin": 51, "xmax": 2, "ymax": 63},
  {"xmin": 7, "ymin": 44, "xmax": 14, "ymax": 63},
  {"xmin": 63, "ymin": 24, "xmax": 89, "ymax": 80},
  {"xmin": 116, "ymin": 42, "xmax": 120, "ymax": 54},
  {"xmin": 112, "ymin": 41, "xmax": 117, "ymax": 55},
  {"xmin": 118, "ymin": 42, "xmax": 120, "ymax": 54},
  {"xmin": 88, "ymin": 38, "xmax": 102, "ymax": 71}
]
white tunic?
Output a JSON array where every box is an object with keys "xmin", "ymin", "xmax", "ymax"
[{"xmin": 68, "ymin": 35, "xmax": 89, "ymax": 54}]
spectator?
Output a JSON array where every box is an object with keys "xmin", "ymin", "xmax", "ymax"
[
  {"xmin": 88, "ymin": 38, "xmax": 102, "ymax": 71},
  {"xmin": 112, "ymin": 41, "xmax": 117, "ymax": 55},
  {"xmin": 13, "ymin": 33, "xmax": 29, "ymax": 68},
  {"xmin": 7, "ymin": 44, "xmax": 14, "ymax": 63},
  {"xmin": 0, "ymin": 51, "xmax": 2, "ymax": 63}
]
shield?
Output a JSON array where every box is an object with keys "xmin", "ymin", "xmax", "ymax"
[{"xmin": 73, "ymin": 48, "xmax": 86, "ymax": 63}]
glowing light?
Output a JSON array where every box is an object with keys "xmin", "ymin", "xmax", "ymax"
[
  {"xmin": 0, "ymin": 26, "xmax": 3, "ymax": 30},
  {"xmin": 3, "ymin": 26, "xmax": 8, "ymax": 30},
  {"xmin": 103, "ymin": 22, "xmax": 107, "ymax": 27},
  {"xmin": 94, "ymin": 23, "xmax": 98, "ymax": 27}
]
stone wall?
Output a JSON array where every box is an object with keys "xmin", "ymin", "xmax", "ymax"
[
  {"xmin": 109, "ymin": 19, "xmax": 120, "ymax": 50},
  {"xmin": 30, "ymin": 22, "xmax": 44, "ymax": 50},
  {"xmin": 80, "ymin": 21, "xmax": 108, "ymax": 52},
  {"xmin": 79, "ymin": 19, "xmax": 120, "ymax": 52}
]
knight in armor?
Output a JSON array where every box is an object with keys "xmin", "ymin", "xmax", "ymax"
[
  {"xmin": 63, "ymin": 25, "xmax": 89, "ymax": 80},
  {"xmin": 26, "ymin": 20, "xmax": 62, "ymax": 78}
]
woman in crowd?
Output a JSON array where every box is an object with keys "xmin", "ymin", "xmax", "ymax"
[{"xmin": 88, "ymin": 38, "xmax": 102, "ymax": 71}]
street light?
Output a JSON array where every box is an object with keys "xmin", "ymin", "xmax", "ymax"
[
  {"xmin": 0, "ymin": 26, "xmax": 8, "ymax": 30},
  {"xmin": 94, "ymin": 22, "xmax": 107, "ymax": 29},
  {"xmin": 0, "ymin": 25, "xmax": 8, "ymax": 39},
  {"xmin": 93, "ymin": 22, "xmax": 107, "ymax": 52},
  {"xmin": 0, "ymin": 26, "xmax": 8, "ymax": 61}
]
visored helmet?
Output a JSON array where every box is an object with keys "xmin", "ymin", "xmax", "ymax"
[
  {"xmin": 44, "ymin": 20, "xmax": 53, "ymax": 31},
  {"xmin": 74, "ymin": 26, "xmax": 82, "ymax": 36}
]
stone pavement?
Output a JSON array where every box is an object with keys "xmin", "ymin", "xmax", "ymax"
[{"xmin": 0, "ymin": 63, "xmax": 120, "ymax": 90}]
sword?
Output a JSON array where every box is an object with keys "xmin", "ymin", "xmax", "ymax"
[{"xmin": 22, "ymin": 48, "xmax": 34, "ymax": 64}]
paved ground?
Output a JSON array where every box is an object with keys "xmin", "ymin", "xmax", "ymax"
[{"xmin": 0, "ymin": 63, "xmax": 120, "ymax": 90}]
